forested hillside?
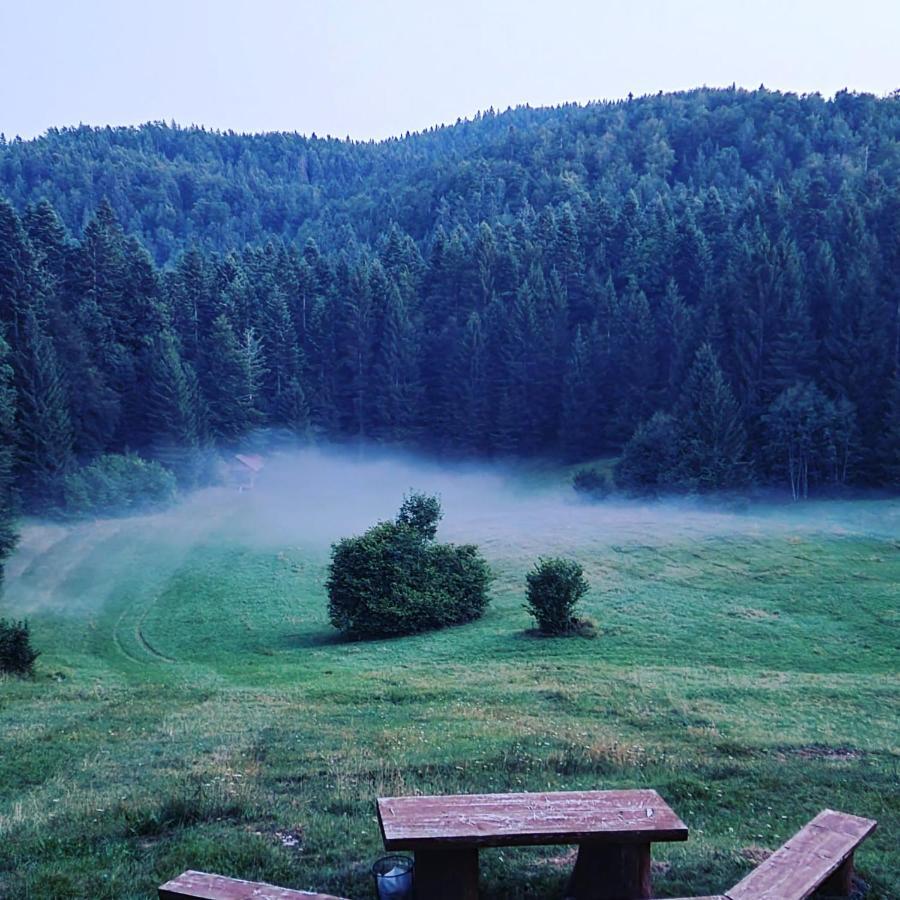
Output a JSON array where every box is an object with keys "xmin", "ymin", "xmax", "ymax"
[{"xmin": 1, "ymin": 87, "xmax": 899, "ymax": 559}]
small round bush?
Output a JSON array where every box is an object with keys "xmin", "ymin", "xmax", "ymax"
[
  {"xmin": 572, "ymin": 467, "xmax": 611, "ymax": 500},
  {"xmin": 525, "ymin": 557, "xmax": 590, "ymax": 635},
  {"xmin": 0, "ymin": 619, "xmax": 39, "ymax": 676}
]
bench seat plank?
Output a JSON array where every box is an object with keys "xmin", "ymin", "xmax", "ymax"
[
  {"xmin": 725, "ymin": 809, "xmax": 877, "ymax": 900},
  {"xmin": 158, "ymin": 870, "xmax": 348, "ymax": 900},
  {"xmin": 378, "ymin": 789, "xmax": 688, "ymax": 850}
]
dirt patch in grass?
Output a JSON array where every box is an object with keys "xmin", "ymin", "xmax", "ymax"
[
  {"xmin": 777, "ymin": 744, "xmax": 864, "ymax": 761},
  {"xmin": 739, "ymin": 845, "xmax": 773, "ymax": 864}
]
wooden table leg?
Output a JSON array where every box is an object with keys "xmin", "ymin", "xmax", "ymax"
[
  {"xmin": 820, "ymin": 853, "xmax": 854, "ymax": 896},
  {"xmin": 564, "ymin": 841, "xmax": 652, "ymax": 900},
  {"xmin": 414, "ymin": 847, "xmax": 479, "ymax": 900}
]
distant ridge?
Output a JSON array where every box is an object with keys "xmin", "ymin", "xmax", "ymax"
[{"xmin": 1, "ymin": 87, "xmax": 896, "ymax": 265}]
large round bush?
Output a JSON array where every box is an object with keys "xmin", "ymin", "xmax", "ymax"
[
  {"xmin": 62, "ymin": 453, "xmax": 177, "ymax": 516},
  {"xmin": 326, "ymin": 495, "xmax": 491, "ymax": 638}
]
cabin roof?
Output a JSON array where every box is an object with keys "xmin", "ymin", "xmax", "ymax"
[{"xmin": 234, "ymin": 454, "xmax": 265, "ymax": 473}]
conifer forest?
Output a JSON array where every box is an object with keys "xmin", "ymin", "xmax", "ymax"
[{"xmin": 1, "ymin": 87, "xmax": 899, "ymax": 571}]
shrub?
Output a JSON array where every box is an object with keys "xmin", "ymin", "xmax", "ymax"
[
  {"xmin": 396, "ymin": 491, "xmax": 442, "ymax": 540},
  {"xmin": 326, "ymin": 495, "xmax": 491, "ymax": 638},
  {"xmin": 572, "ymin": 467, "xmax": 611, "ymax": 500},
  {"xmin": 62, "ymin": 453, "xmax": 177, "ymax": 516},
  {"xmin": 525, "ymin": 557, "xmax": 590, "ymax": 635},
  {"xmin": 0, "ymin": 619, "xmax": 39, "ymax": 676}
]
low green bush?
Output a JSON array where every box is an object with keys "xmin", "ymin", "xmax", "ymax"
[
  {"xmin": 525, "ymin": 557, "xmax": 590, "ymax": 635},
  {"xmin": 572, "ymin": 467, "xmax": 612, "ymax": 500},
  {"xmin": 62, "ymin": 453, "xmax": 177, "ymax": 516},
  {"xmin": 326, "ymin": 494, "xmax": 491, "ymax": 638},
  {"xmin": 0, "ymin": 618, "xmax": 39, "ymax": 676}
]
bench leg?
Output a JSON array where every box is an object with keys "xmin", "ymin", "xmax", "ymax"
[
  {"xmin": 564, "ymin": 841, "xmax": 651, "ymax": 900},
  {"xmin": 414, "ymin": 847, "xmax": 479, "ymax": 900},
  {"xmin": 819, "ymin": 853, "xmax": 854, "ymax": 896}
]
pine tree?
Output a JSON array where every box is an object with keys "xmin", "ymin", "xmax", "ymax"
[
  {"xmin": 371, "ymin": 287, "xmax": 422, "ymax": 442},
  {"xmin": 260, "ymin": 287, "xmax": 302, "ymax": 416},
  {"xmin": 15, "ymin": 311, "xmax": 75, "ymax": 504},
  {"xmin": 673, "ymin": 343, "xmax": 748, "ymax": 490},
  {"xmin": 473, "ymin": 222, "xmax": 497, "ymax": 308},
  {"xmin": 0, "ymin": 199, "xmax": 38, "ymax": 346},
  {"xmin": 673, "ymin": 211, "xmax": 711, "ymax": 307},
  {"xmin": 551, "ymin": 203, "xmax": 585, "ymax": 322},
  {"xmin": 825, "ymin": 261, "xmax": 892, "ymax": 478},
  {"xmin": 446, "ymin": 311, "xmax": 489, "ymax": 454},
  {"xmin": 203, "ymin": 314, "xmax": 258, "ymax": 440},
  {"xmin": 142, "ymin": 331, "xmax": 204, "ymax": 484},
  {"xmin": 560, "ymin": 326, "xmax": 600, "ymax": 460},
  {"xmin": 169, "ymin": 247, "xmax": 210, "ymax": 363},
  {"xmin": 609, "ymin": 279, "xmax": 657, "ymax": 440},
  {"xmin": 22, "ymin": 201, "xmax": 68, "ymax": 291},
  {"xmin": 237, "ymin": 326, "xmax": 267, "ymax": 428},
  {"xmin": 879, "ymin": 375, "xmax": 900, "ymax": 486},
  {"xmin": 0, "ymin": 333, "xmax": 18, "ymax": 581},
  {"xmin": 336, "ymin": 263, "xmax": 373, "ymax": 438},
  {"xmin": 275, "ymin": 378, "xmax": 311, "ymax": 438},
  {"xmin": 65, "ymin": 201, "xmax": 130, "ymax": 449},
  {"xmin": 657, "ymin": 278, "xmax": 694, "ymax": 404},
  {"xmin": 769, "ymin": 294, "xmax": 818, "ymax": 391}
]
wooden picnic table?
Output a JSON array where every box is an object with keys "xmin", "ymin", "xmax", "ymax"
[{"xmin": 377, "ymin": 788, "xmax": 688, "ymax": 900}]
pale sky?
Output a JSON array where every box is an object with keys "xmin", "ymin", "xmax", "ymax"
[{"xmin": 1, "ymin": 0, "xmax": 897, "ymax": 141}]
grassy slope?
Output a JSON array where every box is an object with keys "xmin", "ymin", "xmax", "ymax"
[{"xmin": 0, "ymin": 489, "xmax": 898, "ymax": 899}]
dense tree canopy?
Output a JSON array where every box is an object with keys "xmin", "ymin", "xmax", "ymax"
[{"xmin": 0, "ymin": 87, "xmax": 898, "ymax": 565}]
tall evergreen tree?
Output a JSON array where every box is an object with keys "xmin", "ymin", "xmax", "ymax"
[
  {"xmin": 673, "ymin": 343, "xmax": 748, "ymax": 489},
  {"xmin": 370, "ymin": 287, "xmax": 422, "ymax": 442},
  {"xmin": 203, "ymin": 314, "xmax": 259, "ymax": 440},
  {"xmin": 142, "ymin": 331, "xmax": 205, "ymax": 484},
  {"xmin": 14, "ymin": 311, "xmax": 75, "ymax": 503},
  {"xmin": 560, "ymin": 326, "xmax": 599, "ymax": 460},
  {"xmin": 446, "ymin": 311, "xmax": 489, "ymax": 454},
  {"xmin": 0, "ymin": 333, "xmax": 18, "ymax": 582}
]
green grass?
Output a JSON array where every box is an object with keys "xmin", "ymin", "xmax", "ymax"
[{"xmin": 1, "ymin": 483, "xmax": 898, "ymax": 899}]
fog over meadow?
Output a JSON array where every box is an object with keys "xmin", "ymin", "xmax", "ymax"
[{"xmin": 5, "ymin": 443, "xmax": 899, "ymax": 617}]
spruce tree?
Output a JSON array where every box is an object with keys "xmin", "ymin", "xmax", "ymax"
[
  {"xmin": 371, "ymin": 287, "xmax": 422, "ymax": 442},
  {"xmin": 142, "ymin": 331, "xmax": 204, "ymax": 484},
  {"xmin": 336, "ymin": 264, "xmax": 373, "ymax": 438},
  {"xmin": 0, "ymin": 199, "xmax": 38, "ymax": 346},
  {"xmin": 560, "ymin": 326, "xmax": 597, "ymax": 460},
  {"xmin": 673, "ymin": 343, "xmax": 748, "ymax": 490},
  {"xmin": 446, "ymin": 311, "xmax": 489, "ymax": 453},
  {"xmin": 261, "ymin": 287, "xmax": 302, "ymax": 416},
  {"xmin": 15, "ymin": 311, "xmax": 75, "ymax": 504},
  {"xmin": 879, "ymin": 375, "xmax": 900, "ymax": 486},
  {"xmin": 275, "ymin": 378, "xmax": 311, "ymax": 438},
  {"xmin": 203, "ymin": 314, "xmax": 257, "ymax": 440},
  {"xmin": 0, "ymin": 333, "xmax": 18, "ymax": 581},
  {"xmin": 237, "ymin": 327, "xmax": 267, "ymax": 429}
]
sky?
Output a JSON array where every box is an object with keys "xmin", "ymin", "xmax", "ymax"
[{"xmin": 0, "ymin": 0, "xmax": 897, "ymax": 141}]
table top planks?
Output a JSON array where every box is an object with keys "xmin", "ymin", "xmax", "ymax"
[
  {"xmin": 158, "ymin": 870, "xmax": 348, "ymax": 900},
  {"xmin": 726, "ymin": 809, "xmax": 877, "ymax": 900},
  {"xmin": 377, "ymin": 789, "xmax": 688, "ymax": 850}
]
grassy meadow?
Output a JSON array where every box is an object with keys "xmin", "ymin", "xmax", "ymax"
[{"xmin": 1, "ymin": 449, "xmax": 898, "ymax": 899}]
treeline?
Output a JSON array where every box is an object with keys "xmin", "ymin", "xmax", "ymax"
[{"xmin": 0, "ymin": 87, "xmax": 899, "ymax": 574}]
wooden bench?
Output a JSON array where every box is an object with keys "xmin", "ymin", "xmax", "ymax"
[
  {"xmin": 659, "ymin": 808, "xmax": 877, "ymax": 900},
  {"xmin": 158, "ymin": 870, "xmax": 349, "ymax": 900},
  {"xmin": 377, "ymin": 788, "xmax": 688, "ymax": 900}
]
